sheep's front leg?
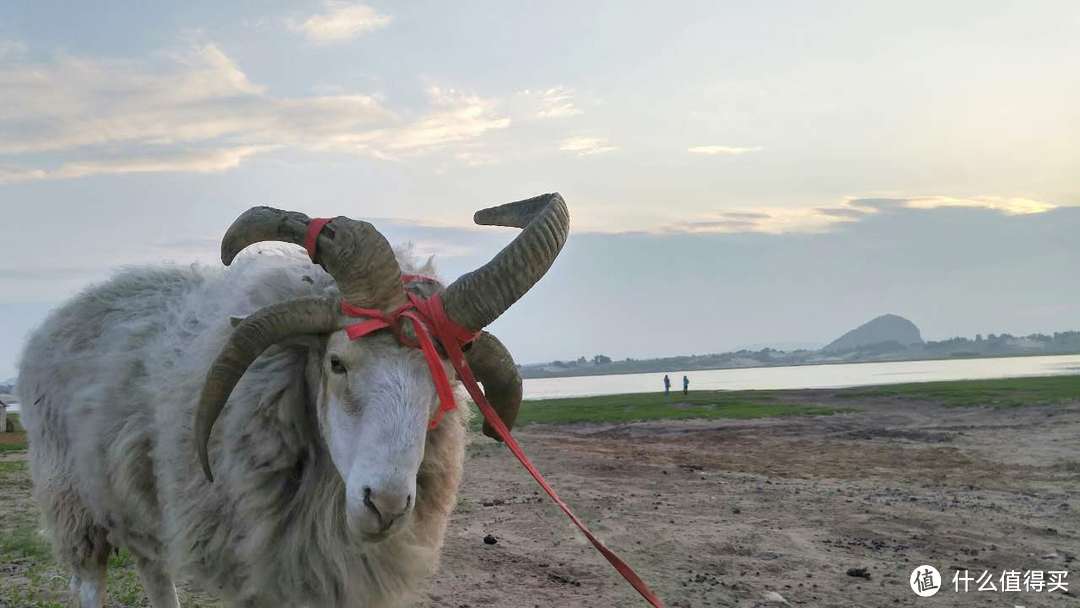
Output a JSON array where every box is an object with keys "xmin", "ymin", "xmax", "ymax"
[
  {"xmin": 62, "ymin": 524, "xmax": 110, "ymax": 608},
  {"xmin": 134, "ymin": 555, "xmax": 180, "ymax": 608},
  {"xmin": 70, "ymin": 563, "xmax": 107, "ymax": 608}
]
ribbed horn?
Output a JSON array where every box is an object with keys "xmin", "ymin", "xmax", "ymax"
[
  {"xmin": 221, "ymin": 206, "xmax": 406, "ymax": 309},
  {"xmin": 440, "ymin": 193, "xmax": 569, "ymax": 330},
  {"xmin": 465, "ymin": 332, "xmax": 523, "ymax": 439},
  {"xmin": 195, "ymin": 296, "xmax": 339, "ymax": 482}
]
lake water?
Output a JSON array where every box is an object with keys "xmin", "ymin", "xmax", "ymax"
[
  {"xmin": 522, "ymin": 354, "xmax": 1080, "ymax": 400},
  {"xmin": 6, "ymin": 354, "xmax": 1079, "ymax": 412}
]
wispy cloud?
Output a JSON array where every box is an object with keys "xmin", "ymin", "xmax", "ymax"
[
  {"xmin": 0, "ymin": 147, "xmax": 270, "ymax": 184},
  {"xmin": 0, "ymin": 166, "xmax": 47, "ymax": 184},
  {"xmin": 662, "ymin": 195, "xmax": 1060, "ymax": 235},
  {"xmin": 0, "ymin": 45, "xmax": 272, "ymax": 154},
  {"xmin": 521, "ymin": 86, "xmax": 582, "ymax": 119},
  {"xmin": 0, "ymin": 40, "xmax": 27, "ymax": 59},
  {"xmin": 891, "ymin": 195, "xmax": 1057, "ymax": 216},
  {"xmin": 291, "ymin": 2, "xmax": 391, "ymax": 43},
  {"xmin": 0, "ymin": 44, "xmax": 514, "ymax": 180},
  {"xmin": 666, "ymin": 207, "xmax": 851, "ymax": 235},
  {"xmin": 687, "ymin": 145, "xmax": 762, "ymax": 156},
  {"xmin": 560, "ymin": 136, "xmax": 617, "ymax": 156},
  {"xmin": 453, "ymin": 150, "xmax": 498, "ymax": 167},
  {"xmin": 358, "ymin": 87, "xmax": 510, "ymax": 158}
]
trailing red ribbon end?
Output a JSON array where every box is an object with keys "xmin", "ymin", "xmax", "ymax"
[
  {"xmin": 307, "ymin": 219, "xmax": 664, "ymax": 607},
  {"xmin": 447, "ymin": 323, "xmax": 666, "ymax": 608}
]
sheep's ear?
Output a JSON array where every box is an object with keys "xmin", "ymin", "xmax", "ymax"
[
  {"xmin": 419, "ymin": 254, "xmax": 437, "ymax": 277},
  {"xmin": 230, "ymin": 316, "xmax": 246, "ymax": 328}
]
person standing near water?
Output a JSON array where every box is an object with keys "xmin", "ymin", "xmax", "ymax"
[
  {"xmin": 682, "ymin": 375, "xmax": 689, "ymax": 395},
  {"xmin": 663, "ymin": 374, "xmax": 671, "ymax": 395}
]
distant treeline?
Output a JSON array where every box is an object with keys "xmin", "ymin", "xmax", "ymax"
[{"xmin": 519, "ymin": 331, "xmax": 1080, "ymax": 379}]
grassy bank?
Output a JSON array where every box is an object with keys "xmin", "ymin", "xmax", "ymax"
[
  {"xmin": 476, "ymin": 374, "xmax": 1080, "ymax": 429},
  {"xmin": 834, "ymin": 374, "xmax": 1080, "ymax": 407},
  {"xmin": 492, "ymin": 390, "xmax": 842, "ymax": 427}
]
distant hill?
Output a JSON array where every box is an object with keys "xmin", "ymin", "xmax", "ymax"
[
  {"xmin": 737, "ymin": 341, "xmax": 822, "ymax": 352},
  {"xmin": 823, "ymin": 314, "xmax": 923, "ymax": 354}
]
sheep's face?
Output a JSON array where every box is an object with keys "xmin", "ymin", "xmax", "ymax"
[{"xmin": 314, "ymin": 330, "xmax": 446, "ymax": 542}]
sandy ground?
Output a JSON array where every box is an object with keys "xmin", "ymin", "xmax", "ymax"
[
  {"xmin": 3, "ymin": 393, "xmax": 1078, "ymax": 607},
  {"xmin": 430, "ymin": 393, "xmax": 1079, "ymax": 607}
]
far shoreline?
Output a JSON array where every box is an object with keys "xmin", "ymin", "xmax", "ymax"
[{"xmin": 520, "ymin": 350, "xmax": 1080, "ymax": 380}]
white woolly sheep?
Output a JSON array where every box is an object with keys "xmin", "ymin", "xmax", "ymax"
[{"xmin": 17, "ymin": 194, "xmax": 568, "ymax": 607}]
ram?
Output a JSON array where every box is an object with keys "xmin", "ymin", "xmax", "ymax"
[{"xmin": 17, "ymin": 194, "xmax": 568, "ymax": 607}]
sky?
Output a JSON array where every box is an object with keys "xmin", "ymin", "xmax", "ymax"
[{"xmin": 1, "ymin": 1, "xmax": 1079, "ymax": 379}]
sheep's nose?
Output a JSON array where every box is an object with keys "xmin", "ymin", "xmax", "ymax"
[{"xmin": 363, "ymin": 486, "xmax": 412, "ymax": 531}]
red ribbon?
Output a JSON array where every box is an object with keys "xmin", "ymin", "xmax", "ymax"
[
  {"xmin": 304, "ymin": 217, "xmax": 331, "ymax": 261},
  {"xmin": 339, "ymin": 292, "xmax": 474, "ymax": 429},
  {"xmin": 306, "ymin": 219, "xmax": 664, "ymax": 607}
]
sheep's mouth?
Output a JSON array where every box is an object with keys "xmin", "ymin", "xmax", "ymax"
[
  {"xmin": 354, "ymin": 513, "xmax": 410, "ymax": 543},
  {"xmin": 360, "ymin": 529, "xmax": 393, "ymax": 543}
]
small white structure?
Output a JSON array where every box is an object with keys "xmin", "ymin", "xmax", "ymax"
[{"xmin": 0, "ymin": 399, "xmax": 7, "ymax": 433}]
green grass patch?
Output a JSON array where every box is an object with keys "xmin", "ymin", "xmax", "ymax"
[
  {"xmin": 472, "ymin": 390, "xmax": 843, "ymax": 428},
  {"xmin": 0, "ymin": 459, "xmax": 28, "ymax": 480},
  {"xmin": 0, "ymin": 526, "xmax": 53, "ymax": 563},
  {"xmin": 0, "ymin": 459, "xmax": 225, "ymax": 607},
  {"xmin": 0, "ymin": 435, "xmax": 28, "ymax": 453},
  {"xmin": 834, "ymin": 375, "xmax": 1080, "ymax": 407}
]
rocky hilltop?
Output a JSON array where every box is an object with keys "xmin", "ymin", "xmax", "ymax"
[{"xmin": 823, "ymin": 314, "xmax": 923, "ymax": 354}]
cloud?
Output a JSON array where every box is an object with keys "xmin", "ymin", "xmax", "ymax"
[
  {"xmin": 0, "ymin": 40, "xmax": 27, "ymax": 59},
  {"xmin": 519, "ymin": 87, "xmax": 582, "ymax": 119},
  {"xmin": 893, "ymin": 196, "xmax": 1057, "ymax": 215},
  {"xmin": 0, "ymin": 166, "xmax": 47, "ymax": 184},
  {"xmin": 0, "ymin": 44, "xmax": 514, "ymax": 180},
  {"xmin": 662, "ymin": 195, "xmax": 1061, "ymax": 235},
  {"xmin": 454, "ymin": 150, "xmax": 498, "ymax": 167},
  {"xmin": 0, "ymin": 45, "xmax": 270, "ymax": 154},
  {"xmin": 291, "ymin": 2, "xmax": 391, "ymax": 43},
  {"xmin": 356, "ymin": 87, "xmax": 511, "ymax": 157},
  {"xmin": 666, "ymin": 206, "xmax": 850, "ymax": 235},
  {"xmin": 0, "ymin": 147, "xmax": 270, "ymax": 184},
  {"xmin": 687, "ymin": 145, "xmax": 762, "ymax": 155},
  {"xmin": 559, "ymin": 136, "xmax": 617, "ymax": 156},
  {"xmin": 0, "ymin": 44, "xmax": 389, "ymax": 155},
  {"xmin": 815, "ymin": 206, "xmax": 873, "ymax": 219},
  {"xmin": 846, "ymin": 196, "xmax": 1059, "ymax": 216}
]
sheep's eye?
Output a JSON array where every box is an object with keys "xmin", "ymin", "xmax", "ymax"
[{"xmin": 329, "ymin": 355, "xmax": 347, "ymax": 375}]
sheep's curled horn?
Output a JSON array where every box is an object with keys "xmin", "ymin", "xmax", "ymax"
[{"xmin": 194, "ymin": 193, "xmax": 570, "ymax": 481}]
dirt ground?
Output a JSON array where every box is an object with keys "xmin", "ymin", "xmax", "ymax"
[
  {"xmin": 430, "ymin": 393, "xmax": 1079, "ymax": 607},
  {"xmin": 3, "ymin": 393, "xmax": 1078, "ymax": 607}
]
